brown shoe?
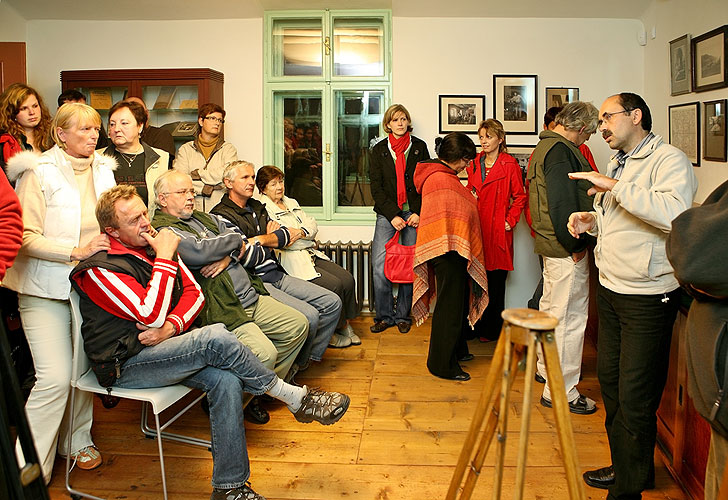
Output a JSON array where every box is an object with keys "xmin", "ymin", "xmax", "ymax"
[
  {"xmin": 370, "ymin": 321, "xmax": 394, "ymax": 333},
  {"xmin": 63, "ymin": 445, "xmax": 102, "ymax": 470},
  {"xmin": 396, "ymin": 322, "xmax": 411, "ymax": 333}
]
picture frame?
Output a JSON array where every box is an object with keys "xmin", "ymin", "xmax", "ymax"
[
  {"xmin": 438, "ymin": 95, "xmax": 485, "ymax": 134},
  {"xmin": 704, "ymin": 99, "xmax": 727, "ymax": 162},
  {"xmin": 668, "ymin": 102, "xmax": 700, "ymax": 166},
  {"xmin": 506, "ymin": 144, "xmax": 537, "ymax": 183},
  {"xmin": 691, "ymin": 25, "xmax": 728, "ymax": 92},
  {"xmin": 493, "ymin": 75, "xmax": 537, "ymax": 135},
  {"xmin": 669, "ymin": 34, "xmax": 692, "ymax": 95},
  {"xmin": 545, "ymin": 87, "xmax": 579, "ymax": 109}
]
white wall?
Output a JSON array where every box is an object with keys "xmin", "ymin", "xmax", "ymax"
[
  {"xmin": 25, "ymin": 18, "xmax": 263, "ymax": 169},
  {"xmin": 392, "ymin": 16, "xmax": 645, "ymax": 307},
  {"xmin": 641, "ymin": 0, "xmax": 728, "ymax": 203},
  {"xmin": 0, "ymin": 1, "xmax": 27, "ymax": 41}
]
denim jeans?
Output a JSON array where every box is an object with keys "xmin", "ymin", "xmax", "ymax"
[
  {"xmin": 264, "ymin": 274, "xmax": 342, "ymax": 363},
  {"xmin": 372, "ymin": 213, "xmax": 417, "ymax": 325},
  {"xmin": 115, "ymin": 323, "xmax": 277, "ymax": 489}
]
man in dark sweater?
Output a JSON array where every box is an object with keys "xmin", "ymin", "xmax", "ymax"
[{"xmin": 526, "ymin": 101, "xmax": 599, "ymax": 415}]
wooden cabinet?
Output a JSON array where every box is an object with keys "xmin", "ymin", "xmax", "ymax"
[
  {"xmin": 657, "ymin": 306, "xmax": 711, "ymax": 500},
  {"xmin": 60, "ymin": 68, "xmax": 224, "ymax": 149}
]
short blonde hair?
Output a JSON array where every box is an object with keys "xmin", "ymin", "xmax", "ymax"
[
  {"xmin": 96, "ymin": 184, "xmax": 139, "ymax": 229},
  {"xmin": 52, "ymin": 103, "xmax": 101, "ymax": 149},
  {"xmin": 222, "ymin": 160, "xmax": 255, "ymax": 184},
  {"xmin": 477, "ymin": 119, "xmax": 508, "ymax": 154},
  {"xmin": 382, "ymin": 104, "xmax": 413, "ymax": 134},
  {"xmin": 554, "ymin": 101, "xmax": 599, "ymax": 135}
]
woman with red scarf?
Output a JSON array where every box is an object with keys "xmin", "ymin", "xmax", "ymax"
[
  {"xmin": 466, "ymin": 119, "xmax": 526, "ymax": 342},
  {"xmin": 369, "ymin": 104, "xmax": 430, "ymax": 334}
]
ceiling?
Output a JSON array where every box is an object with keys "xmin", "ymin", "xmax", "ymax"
[{"xmin": 4, "ymin": 0, "xmax": 653, "ymax": 21}]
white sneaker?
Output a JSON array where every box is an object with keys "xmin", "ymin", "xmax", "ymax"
[
  {"xmin": 340, "ymin": 324, "xmax": 361, "ymax": 345},
  {"xmin": 328, "ymin": 332, "xmax": 352, "ymax": 348}
]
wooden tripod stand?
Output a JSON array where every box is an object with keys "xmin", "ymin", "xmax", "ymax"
[{"xmin": 447, "ymin": 308, "xmax": 586, "ymax": 500}]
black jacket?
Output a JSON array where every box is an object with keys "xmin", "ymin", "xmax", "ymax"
[{"xmin": 369, "ymin": 136, "xmax": 430, "ymax": 221}]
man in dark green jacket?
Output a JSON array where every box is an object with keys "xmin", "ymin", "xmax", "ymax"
[{"xmin": 526, "ymin": 101, "xmax": 599, "ymax": 415}]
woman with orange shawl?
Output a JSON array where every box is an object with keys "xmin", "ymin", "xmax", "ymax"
[{"xmin": 412, "ymin": 132, "xmax": 489, "ymax": 381}]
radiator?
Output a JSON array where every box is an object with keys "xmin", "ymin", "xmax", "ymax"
[{"xmin": 317, "ymin": 241, "xmax": 374, "ymax": 314}]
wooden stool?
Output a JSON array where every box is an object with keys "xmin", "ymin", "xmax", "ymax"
[{"xmin": 446, "ymin": 308, "xmax": 586, "ymax": 500}]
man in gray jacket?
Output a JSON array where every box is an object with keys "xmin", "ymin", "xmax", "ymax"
[{"xmin": 568, "ymin": 92, "xmax": 698, "ymax": 500}]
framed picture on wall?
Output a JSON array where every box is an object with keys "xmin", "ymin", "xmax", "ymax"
[
  {"xmin": 494, "ymin": 75, "xmax": 537, "ymax": 135},
  {"xmin": 438, "ymin": 95, "xmax": 485, "ymax": 134},
  {"xmin": 691, "ymin": 25, "xmax": 728, "ymax": 92},
  {"xmin": 506, "ymin": 144, "xmax": 537, "ymax": 183},
  {"xmin": 704, "ymin": 99, "xmax": 727, "ymax": 162},
  {"xmin": 545, "ymin": 88, "xmax": 579, "ymax": 109},
  {"xmin": 668, "ymin": 102, "xmax": 700, "ymax": 166},
  {"xmin": 669, "ymin": 34, "xmax": 692, "ymax": 95}
]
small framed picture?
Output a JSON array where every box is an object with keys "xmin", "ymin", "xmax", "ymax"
[
  {"xmin": 691, "ymin": 25, "xmax": 728, "ymax": 92},
  {"xmin": 668, "ymin": 102, "xmax": 701, "ymax": 166},
  {"xmin": 506, "ymin": 144, "xmax": 537, "ymax": 183},
  {"xmin": 545, "ymin": 88, "xmax": 579, "ymax": 109},
  {"xmin": 493, "ymin": 75, "xmax": 538, "ymax": 135},
  {"xmin": 704, "ymin": 99, "xmax": 727, "ymax": 162},
  {"xmin": 438, "ymin": 95, "xmax": 485, "ymax": 134},
  {"xmin": 669, "ymin": 34, "xmax": 692, "ymax": 95}
]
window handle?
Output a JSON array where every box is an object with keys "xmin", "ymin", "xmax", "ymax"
[
  {"xmin": 324, "ymin": 36, "xmax": 331, "ymax": 55},
  {"xmin": 325, "ymin": 143, "xmax": 332, "ymax": 162}
]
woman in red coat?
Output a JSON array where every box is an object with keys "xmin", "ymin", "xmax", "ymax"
[{"xmin": 466, "ymin": 119, "xmax": 526, "ymax": 341}]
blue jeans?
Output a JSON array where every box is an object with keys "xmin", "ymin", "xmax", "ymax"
[
  {"xmin": 115, "ymin": 323, "xmax": 277, "ymax": 489},
  {"xmin": 372, "ymin": 213, "xmax": 417, "ymax": 325},
  {"xmin": 264, "ymin": 274, "xmax": 342, "ymax": 363}
]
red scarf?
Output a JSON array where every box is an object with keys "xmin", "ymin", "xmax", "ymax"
[{"xmin": 389, "ymin": 132, "xmax": 410, "ymax": 208}]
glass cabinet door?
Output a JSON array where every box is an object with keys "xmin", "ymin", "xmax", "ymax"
[
  {"xmin": 142, "ymin": 84, "xmax": 199, "ymax": 146},
  {"xmin": 74, "ymin": 85, "xmax": 129, "ymax": 125},
  {"xmin": 334, "ymin": 89, "xmax": 383, "ymax": 207},
  {"xmin": 272, "ymin": 91, "xmax": 323, "ymax": 207},
  {"xmin": 332, "ymin": 18, "xmax": 385, "ymax": 77},
  {"xmin": 271, "ymin": 18, "xmax": 324, "ymax": 77}
]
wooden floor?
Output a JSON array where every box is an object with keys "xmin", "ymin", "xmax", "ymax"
[{"xmin": 48, "ymin": 317, "xmax": 689, "ymax": 499}]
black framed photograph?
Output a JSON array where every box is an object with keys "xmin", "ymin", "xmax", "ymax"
[
  {"xmin": 704, "ymin": 99, "xmax": 727, "ymax": 162},
  {"xmin": 493, "ymin": 75, "xmax": 537, "ymax": 135},
  {"xmin": 668, "ymin": 102, "xmax": 700, "ymax": 166},
  {"xmin": 669, "ymin": 34, "xmax": 692, "ymax": 95},
  {"xmin": 691, "ymin": 25, "xmax": 728, "ymax": 92},
  {"xmin": 438, "ymin": 95, "xmax": 485, "ymax": 134},
  {"xmin": 506, "ymin": 144, "xmax": 537, "ymax": 183},
  {"xmin": 545, "ymin": 88, "xmax": 579, "ymax": 109}
]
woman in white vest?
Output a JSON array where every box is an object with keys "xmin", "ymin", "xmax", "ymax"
[{"xmin": 4, "ymin": 103, "xmax": 116, "ymax": 482}]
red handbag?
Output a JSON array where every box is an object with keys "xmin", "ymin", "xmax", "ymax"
[{"xmin": 384, "ymin": 231, "xmax": 416, "ymax": 284}]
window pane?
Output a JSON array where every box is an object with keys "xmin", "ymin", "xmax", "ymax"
[
  {"xmin": 275, "ymin": 93, "xmax": 323, "ymax": 207},
  {"xmin": 272, "ymin": 18, "xmax": 322, "ymax": 77},
  {"xmin": 335, "ymin": 90, "xmax": 383, "ymax": 207},
  {"xmin": 333, "ymin": 18, "xmax": 384, "ymax": 77}
]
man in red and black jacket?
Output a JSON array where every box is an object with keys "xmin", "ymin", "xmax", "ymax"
[{"xmin": 70, "ymin": 185, "xmax": 350, "ymax": 500}]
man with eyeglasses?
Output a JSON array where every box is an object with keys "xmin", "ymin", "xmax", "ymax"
[
  {"xmin": 527, "ymin": 101, "xmax": 600, "ymax": 416},
  {"xmin": 174, "ymin": 102, "xmax": 239, "ymax": 211},
  {"xmin": 568, "ymin": 92, "xmax": 698, "ymax": 499}
]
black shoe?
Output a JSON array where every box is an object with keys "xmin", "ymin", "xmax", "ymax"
[
  {"xmin": 534, "ymin": 373, "xmax": 546, "ymax": 384},
  {"xmin": 370, "ymin": 321, "xmax": 394, "ymax": 333},
  {"xmin": 397, "ymin": 322, "xmax": 411, "ymax": 333},
  {"xmin": 540, "ymin": 394, "xmax": 597, "ymax": 415},
  {"xmin": 432, "ymin": 370, "xmax": 471, "ymax": 381},
  {"xmin": 458, "ymin": 353, "xmax": 475, "ymax": 362},
  {"xmin": 244, "ymin": 396, "xmax": 270, "ymax": 425},
  {"xmin": 583, "ymin": 465, "xmax": 614, "ymax": 489},
  {"xmin": 211, "ymin": 482, "xmax": 266, "ymax": 500}
]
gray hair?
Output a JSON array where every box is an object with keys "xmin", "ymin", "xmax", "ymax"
[
  {"xmin": 153, "ymin": 169, "xmax": 191, "ymax": 206},
  {"xmin": 222, "ymin": 160, "xmax": 255, "ymax": 184},
  {"xmin": 554, "ymin": 101, "xmax": 599, "ymax": 134}
]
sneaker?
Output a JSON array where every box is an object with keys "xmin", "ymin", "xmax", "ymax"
[
  {"xmin": 340, "ymin": 324, "xmax": 361, "ymax": 345},
  {"xmin": 540, "ymin": 394, "xmax": 597, "ymax": 415},
  {"xmin": 62, "ymin": 445, "xmax": 102, "ymax": 470},
  {"xmin": 328, "ymin": 332, "xmax": 352, "ymax": 348},
  {"xmin": 292, "ymin": 385, "xmax": 350, "ymax": 425},
  {"xmin": 211, "ymin": 482, "xmax": 266, "ymax": 500}
]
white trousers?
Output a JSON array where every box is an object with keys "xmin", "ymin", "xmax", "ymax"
[
  {"xmin": 536, "ymin": 255, "xmax": 590, "ymax": 402},
  {"xmin": 15, "ymin": 294, "xmax": 94, "ymax": 484}
]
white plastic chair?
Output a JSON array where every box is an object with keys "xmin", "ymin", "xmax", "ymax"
[{"xmin": 66, "ymin": 291, "xmax": 211, "ymax": 500}]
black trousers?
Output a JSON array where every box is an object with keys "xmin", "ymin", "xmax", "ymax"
[
  {"xmin": 597, "ymin": 284, "xmax": 680, "ymax": 500},
  {"xmin": 471, "ymin": 269, "xmax": 508, "ymax": 340},
  {"xmin": 427, "ymin": 251, "xmax": 470, "ymax": 378}
]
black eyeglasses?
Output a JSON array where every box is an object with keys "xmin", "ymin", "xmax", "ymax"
[
  {"xmin": 204, "ymin": 116, "xmax": 225, "ymax": 124},
  {"xmin": 598, "ymin": 109, "xmax": 633, "ymax": 127}
]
